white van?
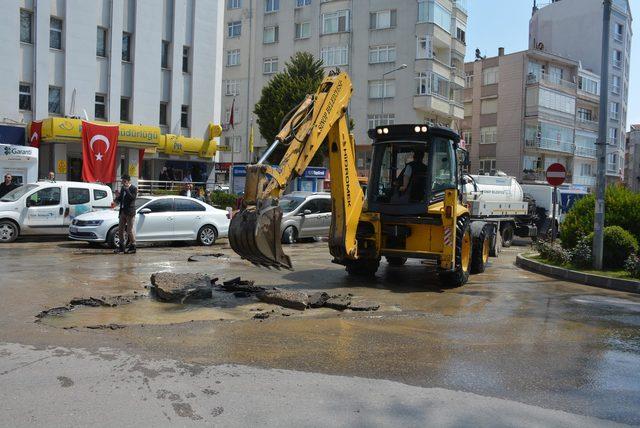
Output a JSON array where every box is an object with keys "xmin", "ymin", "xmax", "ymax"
[{"xmin": 0, "ymin": 181, "xmax": 113, "ymax": 242}]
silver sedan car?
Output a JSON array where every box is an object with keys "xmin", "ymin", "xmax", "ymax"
[{"xmin": 279, "ymin": 192, "xmax": 332, "ymax": 244}]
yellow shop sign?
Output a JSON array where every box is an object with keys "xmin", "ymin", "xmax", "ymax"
[{"xmin": 40, "ymin": 118, "xmax": 159, "ymax": 147}]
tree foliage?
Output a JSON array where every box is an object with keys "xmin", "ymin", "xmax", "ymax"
[
  {"xmin": 253, "ymin": 52, "xmax": 326, "ymax": 165},
  {"xmin": 560, "ymin": 185, "xmax": 640, "ymax": 249}
]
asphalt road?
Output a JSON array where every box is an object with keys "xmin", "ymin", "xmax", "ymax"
[{"xmin": 1, "ymin": 237, "xmax": 639, "ymax": 426}]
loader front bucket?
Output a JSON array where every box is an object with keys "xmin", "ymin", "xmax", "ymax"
[{"xmin": 229, "ymin": 204, "xmax": 292, "ymax": 269}]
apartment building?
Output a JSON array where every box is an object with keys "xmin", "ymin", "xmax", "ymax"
[
  {"xmin": 221, "ymin": 0, "xmax": 468, "ymax": 174},
  {"xmin": 462, "ymin": 47, "xmax": 601, "ymax": 190},
  {"xmin": 0, "ymin": 0, "xmax": 224, "ymax": 184},
  {"xmin": 529, "ymin": 0, "xmax": 633, "ymax": 183},
  {"xmin": 625, "ymin": 125, "xmax": 640, "ymax": 192}
]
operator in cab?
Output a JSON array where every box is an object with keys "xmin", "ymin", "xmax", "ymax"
[{"xmin": 396, "ymin": 150, "xmax": 428, "ymax": 203}]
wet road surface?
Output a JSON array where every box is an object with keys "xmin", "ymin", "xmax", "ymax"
[{"xmin": 1, "ymin": 237, "xmax": 639, "ymax": 425}]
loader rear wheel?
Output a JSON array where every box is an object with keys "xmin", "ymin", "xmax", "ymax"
[
  {"xmin": 385, "ymin": 256, "xmax": 407, "ymax": 266},
  {"xmin": 345, "ymin": 258, "xmax": 380, "ymax": 277},
  {"xmin": 439, "ymin": 216, "xmax": 471, "ymax": 288},
  {"xmin": 471, "ymin": 227, "xmax": 490, "ymax": 274}
]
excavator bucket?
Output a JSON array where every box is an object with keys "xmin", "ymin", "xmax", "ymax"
[{"xmin": 229, "ymin": 204, "xmax": 292, "ymax": 270}]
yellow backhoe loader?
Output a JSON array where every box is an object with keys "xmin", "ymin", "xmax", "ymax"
[{"xmin": 229, "ymin": 71, "xmax": 495, "ymax": 287}]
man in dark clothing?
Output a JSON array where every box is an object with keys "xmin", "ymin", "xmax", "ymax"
[
  {"xmin": 114, "ymin": 174, "xmax": 138, "ymax": 254},
  {"xmin": 0, "ymin": 174, "xmax": 18, "ymax": 198},
  {"xmin": 398, "ymin": 150, "xmax": 428, "ymax": 202}
]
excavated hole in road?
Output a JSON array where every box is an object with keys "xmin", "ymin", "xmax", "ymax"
[{"xmin": 36, "ymin": 274, "xmax": 381, "ymax": 330}]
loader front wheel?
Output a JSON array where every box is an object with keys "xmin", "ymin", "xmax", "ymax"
[
  {"xmin": 439, "ymin": 216, "xmax": 471, "ymax": 288},
  {"xmin": 345, "ymin": 258, "xmax": 380, "ymax": 277}
]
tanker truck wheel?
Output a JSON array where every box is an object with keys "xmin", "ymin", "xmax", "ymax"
[
  {"xmin": 471, "ymin": 227, "xmax": 490, "ymax": 274},
  {"xmin": 501, "ymin": 223, "xmax": 514, "ymax": 248}
]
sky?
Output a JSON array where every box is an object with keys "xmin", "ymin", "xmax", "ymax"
[{"xmin": 464, "ymin": 0, "xmax": 639, "ymax": 130}]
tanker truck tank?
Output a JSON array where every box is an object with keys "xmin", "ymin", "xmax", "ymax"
[{"xmin": 462, "ymin": 174, "xmax": 524, "ymax": 203}]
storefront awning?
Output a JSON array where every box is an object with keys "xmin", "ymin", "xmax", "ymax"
[{"xmin": 32, "ymin": 118, "xmax": 220, "ymax": 159}]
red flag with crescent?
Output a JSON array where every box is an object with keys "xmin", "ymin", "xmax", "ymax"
[
  {"xmin": 81, "ymin": 121, "xmax": 119, "ymax": 183},
  {"xmin": 29, "ymin": 121, "xmax": 42, "ymax": 148}
]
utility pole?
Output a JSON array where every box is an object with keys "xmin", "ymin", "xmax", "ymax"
[{"xmin": 593, "ymin": 0, "xmax": 611, "ymax": 270}]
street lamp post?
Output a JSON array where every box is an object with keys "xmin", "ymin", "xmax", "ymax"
[{"xmin": 381, "ymin": 64, "xmax": 407, "ymax": 116}]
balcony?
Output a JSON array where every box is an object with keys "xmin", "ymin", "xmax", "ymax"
[
  {"xmin": 573, "ymin": 175, "xmax": 596, "ymax": 186},
  {"xmin": 414, "ymin": 94, "xmax": 452, "ymax": 116},
  {"xmin": 607, "ymin": 163, "xmax": 620, "ymax": 175},
  {"xmin": 450, "ymin": 103, "xmax": 464, "ymax": 119},
  {"xmin": 415, "ymin": 57, "xmax": 451, "ymax": 79},
  {"xmin": 576, "ymin": 116, "xmax": 599, "ymax": 131},
  {"xmin": 575, "ymin": 145, "xmax": 597, "ymax": 158},
  {"xmin": 526, "ymin": 72, "xmax": 577, "ymax": 92},
  {"xmin": 451, "ymin": 67, "xmax": 466, "ymax": 88},
  {"xmin": 525, "ymin": 137, "xmax": 574, "ymax": 154},
  {"xmin": 453, "ymin": 0, "xmax": 468, "ymax": 14}
]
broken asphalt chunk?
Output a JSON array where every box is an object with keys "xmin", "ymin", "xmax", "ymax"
[
  {"xmin": 150, "ymin": 272, "xmax": 213, "ymax": 302},
  {"xmin": 257, "ymin": 289, "xmax": 309, "ymax": 311}
]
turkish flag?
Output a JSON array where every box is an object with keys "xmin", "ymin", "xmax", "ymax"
[
  {"xmin": 81, "ymin": 121, "xmax": 119, "ymax": 183},
  {"xmin": 30, "ymin": 121, "xmax": 42, "ymax": 148}
]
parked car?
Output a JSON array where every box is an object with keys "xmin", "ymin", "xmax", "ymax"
[
  {"xmin": 0, "ymin": 181, "xmax": 113, "ymax": 243},
  {"xmin": 278, "ymin": 192, "xmax": 332, "ymax": 244},
  {"xmin": 69, "ymin": 195, "xmax": 229, "ymax": 247}
]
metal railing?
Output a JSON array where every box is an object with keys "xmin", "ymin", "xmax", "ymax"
[
  {"xmin": 575, "ymin": 145, "xmax": 597, "ymax": 158},
  {"xmin": 576, "ymin": 116, "xmax": 599, "ymax": 128},
  {"xmin": 526, "ymin": 72, "xmax": 577, "ymax": 90},
  {"xmin": 138, "ymin": 180, "xmax": 211, "ymax": 195},
  {"xmin": 525, "ymin": 138, "xmax": 574, "ymax": 154}
]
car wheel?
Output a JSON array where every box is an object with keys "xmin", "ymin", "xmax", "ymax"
[
  {"xmin": 282, "ymin": 226, "xmax": 297, "ymax": 245},
  {"xmin": 0, "ymin": 220, "xmax": 19, "ymax": 243},
  {"xmin": 107, "ymin": 227, "xmax": 127, "ymax": 249},
  {"xmin": 198, "ymin": 225, "xmax": 217, "ymax": 246}
]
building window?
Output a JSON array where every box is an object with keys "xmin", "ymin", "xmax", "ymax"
[
  {"xmin": 479, "ymin": 158, "xmax": 496, "ymax": 173},
  {"xmin": 580, "ymin": 163, "xmax": 593, "ymax": 176},
  {"xmin": 296, "ymin": 0, "xmax": 311, "ymax": 7},
  {"xmin": 463, "ymin": 102, "xmax": 472, "ymax": 117},
  {"xmin": 418, "ymin": 0, "xmax": 451, "ymax": 33},
  {"xmin": 19, "ymin": 83, "xmax": 31, "ymax": 111},
  {"xmin": 226, "ymin": 49, "xmax": 240, "ymax": 66},
  {"xmin": 611, "ymin": 75, "xmax": 621, "ymax": 94},
  {"xmin": 537, "ymin": 88, "xmax": 576, "ymax": 115},
  {"xmin": 122, "ymin": 32, "xmax": 132, "ymax": 62},
  {"xmin": 480, "ymin": 99, "xmax": 498, "ymax": 115},
  {"xmin": 228, "ymin": 21, "xmax": 242, "ymax": 38},
  {"xmin": 225, "ymin": 80, "xmax": 240, "ymax": 96},
  {"xmin": 368, "ymin": 80, "xmax": 395, "ymax": 99},
  {"xmin": 461, "ymin": 130, "xmax": 472, "ymax": 145},
  {"xmin": 369, "ymin": 45, "xmax": 396, "ymax": 64},
  {"xmin": 367, "ymin": 114, "xmax": 395, "ymax": 129},
  {"xmin": 20, "ymin": 9, "xmax": 33, "ymax": 43},
  {"xmin": 578, "ymin": 75, "xmax": 599, "ymax": 95},
  {"xmin": 482, "ymin": 67, "xmax": 498, "ymax": 85},
  {"xmin": 227, "ymin": 0, "xmax": 241, "ymax": 9},
  {"xmin": 416, "ymin": 72, "xmax": 449, "ymax": 99},
  {"xmin": 614, "ymin": 22, "xmax": 624, "ymax": 42},
  {"xmin": 265, "ymin": 0, "xmax": 279, "ymax": 13},
  {"xmin": 610, "ymin": 102, "xmax": 620, "ymax": 121},
  {"xmin": 322, "ymin": 10, "xmax": 350, "ymax": 34},
  {"xmin": 225, "ymin": 104, "xmax": 241, "ymax": 124},
  {"xmin": 295, "ymin": 22, "xmax": 311, "ymax": 39},
  {"xmin": 225, "ymin": 136, "xmax": 242, "ymax": 153},
  {"xmin": 181, "ymin": 105, "xmax": 189, "ymax": 128},
  {"xmin": 159, "ymin": 102, "xmax": 168, "ymax": 126},
  {"xmin": 48, "ymin": 86, "xmax": 62, "ymax": 114},
  {"xmin": 263, "ymin": 57, "xmax": 278, "ymax": 74},
  {"xmin": 120, "ymin": 97, "xmax": 130, "ymax": 122},
  {"xmin": 161, "ymin": 41, "xmax": 170, "ymax": 68},
  {"xmin": 94, "ymin": 94, "xmax": 106, "ymax": 119},
  {"xmin": 369, "ymin": 10, "xmax": 396, "ymax": 30},
  {"xmin": 416, "ymin": 36, "xmax": 433, "ymax": 59},
  {"xmin": 480, "ymin": 126, "xmax": 497, "ymax": 144},
  {"xmin": 182, "ymin": 46, "xmax": 190, "ymax": 73},
  {"xmin": 465, "ymin": 75, "xmax": 473, "ymax": 88},
  {"xmin": 612, "ymin": 49, "xmax": 623, "ymax": 68},
  {"xmin": 263, "ymin": 26, "xmax": 279, "ymax": 44},
  {"xmin": 96, "ymin": 27, "xmax": 108, "ymax": 57},
  {"xmin": 577, "ymin": 108, "xmax": 593, "ymax": 122},
  {"xmin": 456, "ymin": 25, "xmax": 466, "ymax": 44},
  {"xmin": 320, "ymin": 46, "xmax": 348, "ymax": 67},
  {"xmin": 50, "ymin": 17, "xmax": 63, "ymax": 49}
]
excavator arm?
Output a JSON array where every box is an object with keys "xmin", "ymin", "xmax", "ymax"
[{"xmin": 229, "ymin": 71, "xmax": 364, "ymax": 269}]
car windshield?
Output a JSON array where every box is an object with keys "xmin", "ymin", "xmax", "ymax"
[
  {"xmin": 278, "ymin": 196, "xmax": 306, "ymax": 213},
  {"xmin": 0, "ymin": 184, "xmax": 38, "ymax": 202}
]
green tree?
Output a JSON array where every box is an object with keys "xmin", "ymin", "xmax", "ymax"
[{"xmin": 254, "ymin": 52, "xmax": 326, "ymax": 165}]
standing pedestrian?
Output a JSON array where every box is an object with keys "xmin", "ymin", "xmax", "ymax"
[
  {"xmin": 114, "ymin": 174, "xmax": 138, "ymax": 254},
  {"xmin": 47, "ymin": 171, "xmax": 56, "ymax": 182},
  {"xmin": 0, "ymin": 174, "xmax": 18, "ymax": 197}
]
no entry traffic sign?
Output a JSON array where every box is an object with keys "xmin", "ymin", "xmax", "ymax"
[{"xmin": 546, "ymin": 163, "xmax": 566, "ymax": 187}]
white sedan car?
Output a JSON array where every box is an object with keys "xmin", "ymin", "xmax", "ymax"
[{"xmin": 69, "ymin": 196, "xmax": 229, "ymax": 247}]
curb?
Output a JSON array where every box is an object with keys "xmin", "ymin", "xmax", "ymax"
[{"xmin": 515, "ymin": 254, "xmax": 640, "ymax": 294}]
